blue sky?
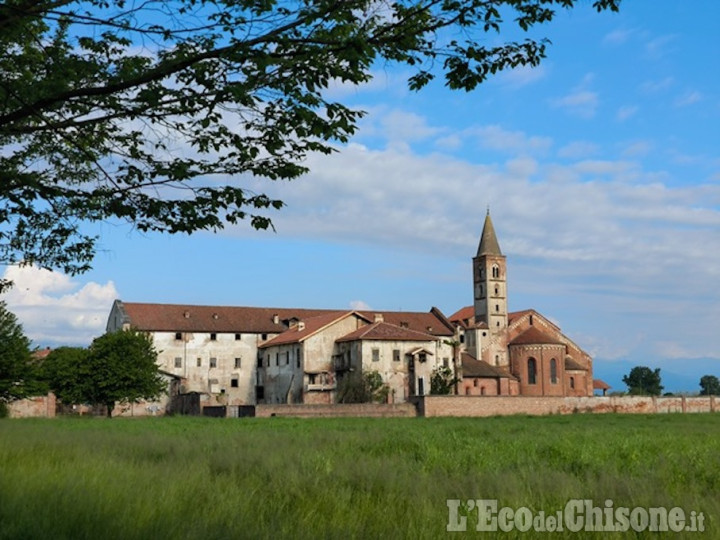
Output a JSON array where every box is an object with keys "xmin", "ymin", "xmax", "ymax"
[{"xmin": 3, "ymin": 0, "xmax": 719, "ymax": 393}]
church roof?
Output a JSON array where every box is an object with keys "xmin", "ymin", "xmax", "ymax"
[
  {"xmin": 565, "ymin": 356, "xmax": 588, "ymax": 371},
  {"xmin": 509, "ymin": 326, "xmax": 565, "ymax": 346},
  {"xmin": 477, "ymin": 211, "xmax": 502, "ymax": 256},
  {"xmin": 461, "ymin": 353, "xmax": 515, "ymax": 379},
  {"xmin": 336, "ymin": 322, "xmax": 436, "ymax": 343}
]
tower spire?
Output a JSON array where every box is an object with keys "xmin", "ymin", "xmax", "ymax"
[{"xmin": 477, "ymin": 210, "xmax": 502, "ymax": 256}]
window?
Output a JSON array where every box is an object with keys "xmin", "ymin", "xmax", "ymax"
[
  {"xmin": 261, "ymin": 333, "xmax": 267, "ymax": 340},
  {"xmin": 550, "ymin": 358, "xmax": 558, "ymax": 384},
  {"xmin": 527, "ymin": 358, "xmax": 537, "ymax": 385},
  {"xmin": 174, "ymin": 357, "xmax": 182, "ymax": 368},
  {"xmin": 235, "ymin": 333, "xmax": 241, "ymax": 340},
  {"xmin": 529, "ymin": 315, "xmax": 533, "ymax": 325},
  {"xmin": 372, "ymin": 348, "xmax": 380, "ymax": 362},
  {"xmin": 231, "ymin": 377, "xmax": 239, "ymax": 388},
  {"xmin": 210, "ymin": 357, "xmax": 217, "ymax": 368},
  {"xmin": 460, "ymin": 334, "xmax": 465, "ymax": 344},
  {"xmin": 175, "ymin": 332, "xmax": 182, "ymax": 340},
  {"xmin": 495, "ymin": 355, "xmax": 499, "ymax": 365},
  {"xmin": 393, "ymin": 349, "xmax": 400, "ymax": 362},
  {"xmin": 266, "ymin": 355, "xmax": 270, "ymax": 367},
  {"xmin": 210, "ymin": 333, "xmax": 217, "ymax": 341},
  {"xmin": 235, "ymin": 357, "xmax": 242, "ymax": 369},
  {"xmin": 275, "ymin": 353, "xmax": 279, "ymax": 366},
  {"xmin": 570, "ymin": 377, "xmax": 575, "ymax": 389},
  {"xmin": 197, "ymin": 357, "xmax": 202, "ymax": 367},
  {"xmin": 257, "ymin": 356, "xmax": 262, "ymax": 368},
  {"xmin": 495, "ymin": 304, "xmax": 499, "ymax": 312},
  {"xmin": 419, "ymin": 352, "xmax": 427, "ymax": 363},
  {"xmin": 308, "ymin": 373, "xmax": 317, "ymax": 384},
  {"xmin": 492, "ymin": 265, "xmax": 500, "ymax": 278},
  {"xmin": 481, "ymin": 387, "xmax": 486, "ymax": 396},
  {"xmin": 494, "ymin": 285, "xmax": 499, "ymax": 295},
  {"xmin": 474, "ymin": 379, "xmax": 479, "ymax": 388},
  {"xmin": 286, "ymin": 352, "xmax": 289, "ymax": 365},
  {"xmin": 443, "ymin": 357, "xmax": 449, "ymax": 368}
]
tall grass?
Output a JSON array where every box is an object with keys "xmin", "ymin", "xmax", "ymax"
[{"xmin": 0, "ymin": 414, "xmax": 717, "ymax": 539}]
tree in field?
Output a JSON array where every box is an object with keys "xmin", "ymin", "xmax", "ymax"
[
  {"xmin": 699, "ymin": 375, "xmax": 720, "ymax": 396},
  {"xmin": 41, "ymin": 346, "xmax": 92, "ymax": 406},
  {"xmin": 44, "ymin": 330, "xmax": 166, "ymax": 417},
  {"xmin": 430, "ymin": 365, "xmax": 459, "ymax": 395},
  {"xmin": 0, "ymin": 301, "xmax": 37, "ymax": 414},
  {"xmin": 622, "ymin": 366, "xmax": 663, "ymax": 396},
  {"xmin": 0, "ymin": 0, "xmax": 621, "ymax": 290},
  {"xmin": 337, "ymin": 370, "xmax": 389, "ymax": 403}
]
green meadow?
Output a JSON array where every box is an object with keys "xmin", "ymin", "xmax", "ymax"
[{"xmin": 0, "ymin": 414, "xmax": 717, "ymax": 539}]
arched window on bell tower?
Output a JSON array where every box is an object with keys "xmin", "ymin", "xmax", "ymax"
[{"xmin": 492, "ymin": 265, "xmax": 499, "ymax": 278}]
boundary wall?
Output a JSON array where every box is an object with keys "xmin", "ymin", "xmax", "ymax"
[{"xmin": 415, "ymin": 395, "xmax": 717, "ymax": 417}]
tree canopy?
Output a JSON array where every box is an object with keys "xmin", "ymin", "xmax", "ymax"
[
  {"xmin": 0, "ymin": 301, "xmax": 39, "ymax": 407},
  {"xmin": 699, "ymin": 375, "xmax": 720, "ymax": 396},
  {"xmin": 44, "ymin": 330, "xmax": 166, "ymax": 417},
  {"xmin": 0, "ymin": 0, "xmax": 620, "ymax": 287},
  {"xmin": 622, "ymin": 366, "xmax": 663, "ymax": 396}
]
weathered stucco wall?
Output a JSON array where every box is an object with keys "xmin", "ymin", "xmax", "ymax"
[
  {"xmin": 416, "ymin": 395, "xmax": 718, "ymax": 417},
  {"xmin": 8, "ymin": 394, "xmax": 56, "ymax": 418}
]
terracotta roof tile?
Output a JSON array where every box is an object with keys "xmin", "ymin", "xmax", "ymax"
[
  {"xmin": 565, "ymin": 357, "xmax": 588, "ymax": 371},
  {"xmin": 259, "ymin": 311, "xmax": 358, "ymax": 347},
  {"xmin": 461, "ymin": 353, "xmax": 515, "ymax": 379},
  {"xmin": 336, "ymin": 322, "xmax": 437, "ymax": 343},
  {"xmin": 593, "ymin": 379, "xmax": 610, "ymax": 390},
  {"xmin": 509, "ymin": 326, "xmax": 565, "ymax": 346},
  {"xmin": 357, "ymin": 310, "xmax": 454, "ymax": 336}
]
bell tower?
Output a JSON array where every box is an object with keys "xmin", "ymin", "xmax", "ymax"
[{"xmin": 473, "ymin": 210, "xmax": 508, "ymax": 364}]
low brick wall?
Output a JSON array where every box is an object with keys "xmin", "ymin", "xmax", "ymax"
[
  {"xmin": 417, "ymin": 395, "xmax": 717, "ymax": 417},
  {"xmin": 255, "ymin": 402, "xmax": 416, "ymax": 418}
]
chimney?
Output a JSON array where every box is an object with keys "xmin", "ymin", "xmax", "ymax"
[
  {"xmin": 297, "ymin": 321, "xmax": 305, "ymax": 331},
  {"xmin": 374, "ymin": 313, "xmax": 384, "ymax": 323},
  {"xmin": 272, "ymin": 313, "xmax": 279, "ymax": 324}
]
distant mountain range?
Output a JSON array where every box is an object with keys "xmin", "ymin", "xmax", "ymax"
[{"xmin": 593, "ymin": 358, "xmax": 720, "ymax": 395}]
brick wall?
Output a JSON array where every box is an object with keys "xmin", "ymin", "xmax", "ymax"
[
  {"xmin": 255, "ymin": 402, "xmax": 416, "ymax": 418},
  {"xmin": 418, "ymin": 395, "xmax": 717, "ymax": 417}
]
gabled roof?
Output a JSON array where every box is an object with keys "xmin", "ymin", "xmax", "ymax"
[
  {"xmin": 260, "ymin": 311, "xmax": 368, "ymax": 348},
  {"xmin": 565, "ymin": 357, "xmax": 588, "ymax": 371},
  {"xmin": 449, "ymin": 305, "xmax": 474, "ymax": 324},
  {"xmin": 117, "ymin": 301, "xmax": 336, "ymax": 333},
  {"xmin": 336, "ymin": 322, "xmax": 437, "ymax": 343},
  {"xmin": 477, "ymin": 211, "xmax": 502, "ymax": 256},
  {"xmin": 509, "ymin": 326, "xmax": 565, "ymax": 346},
  {"xmin": 461, "ymin": 353, "xmax": 515, "ymax": 379},
  {"xmin": 358, "ymin": 309, "xmax": 454, "ymax": 337},
  {"xmin": 113, "ymin": 301, "xmax": 453, "ymax": 337}
]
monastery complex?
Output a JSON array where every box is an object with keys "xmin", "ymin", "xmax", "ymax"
[{"xmin": 106, "ymin": 212, "xmax": 595, "ymax": 406}]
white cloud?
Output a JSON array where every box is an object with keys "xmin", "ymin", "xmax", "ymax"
[
  {"xmin": 616, "ymin": 105, "xmax": 638, "ymax": 121},
  {"xmin": 603, "ymin": 28, "xmax": 634, "ymax": 46},
  {"xmin": 1, "ymin": 266, "xmax": 118, "ymax": 347},
  {"xmin": 497, "ymin": 65, "xmax": 546, "ymax": 88},
  {"xmin": 467, "ymin": 125, "xmax": 553, "ymax": 155},
  {"xmin": 557, "ymin": 141, "xmax": 600, "ymax": 159},
  {"xmin": 645, "ymin": 34, "xmax": 677, "ymax": 58},
  {"xmin": 551, "ymin": 90, "xmax": 599, "ymax": 119},
  {"xmin": 621, "ymin": 140, "xmax": 653, "ymax": 158},
  {"xmin": 640, "ymin": 77, "xmax": 674, "ymax": 94},
  {"xmin": 674, "ymin": 90, "xmax": 702, "ymax": 107},
  {"xmin": 349, "ymin": 300, "xmax": 372, "ymax": 310}
]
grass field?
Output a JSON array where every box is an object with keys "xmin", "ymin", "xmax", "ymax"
[{"xmin": 0, "ymin": 414, "xmax": 717, "ymax": 539}]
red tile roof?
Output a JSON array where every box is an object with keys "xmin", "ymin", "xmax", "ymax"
[
  {"xmin": 565, "ymin": 357, "xmax": 588, "ymax": 371},
  {"xmin": 116, "ymin": 301, "xmax": 454, "ymax": 337},
  {"xmin": 461, "ymin": 352, "xmax": 515, "ymax": 379},
  {"xmin": 358, "ymin": 309, "xmax": 454, "ymax": 337},
  {"xmin": 593, "ymin": 379, "xmax": 610, "ymax": 390},
  {"xmin": 119, "ymin": 302, "xmax": 336, "ymax": 333},
  {"xmin": 336, "ymin": 322, "xmax": 437, "ymax": 343},
  {"xmin": 509, "ymin": 326, "xmax": 565, "ymax": 346},
  {"xmin": 448, "ymin": 305, "xmax": 474, "ymax": 322},
  {"xmin": 259, "ymin": 311, "xmax": 361, "ymax": 347}
]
